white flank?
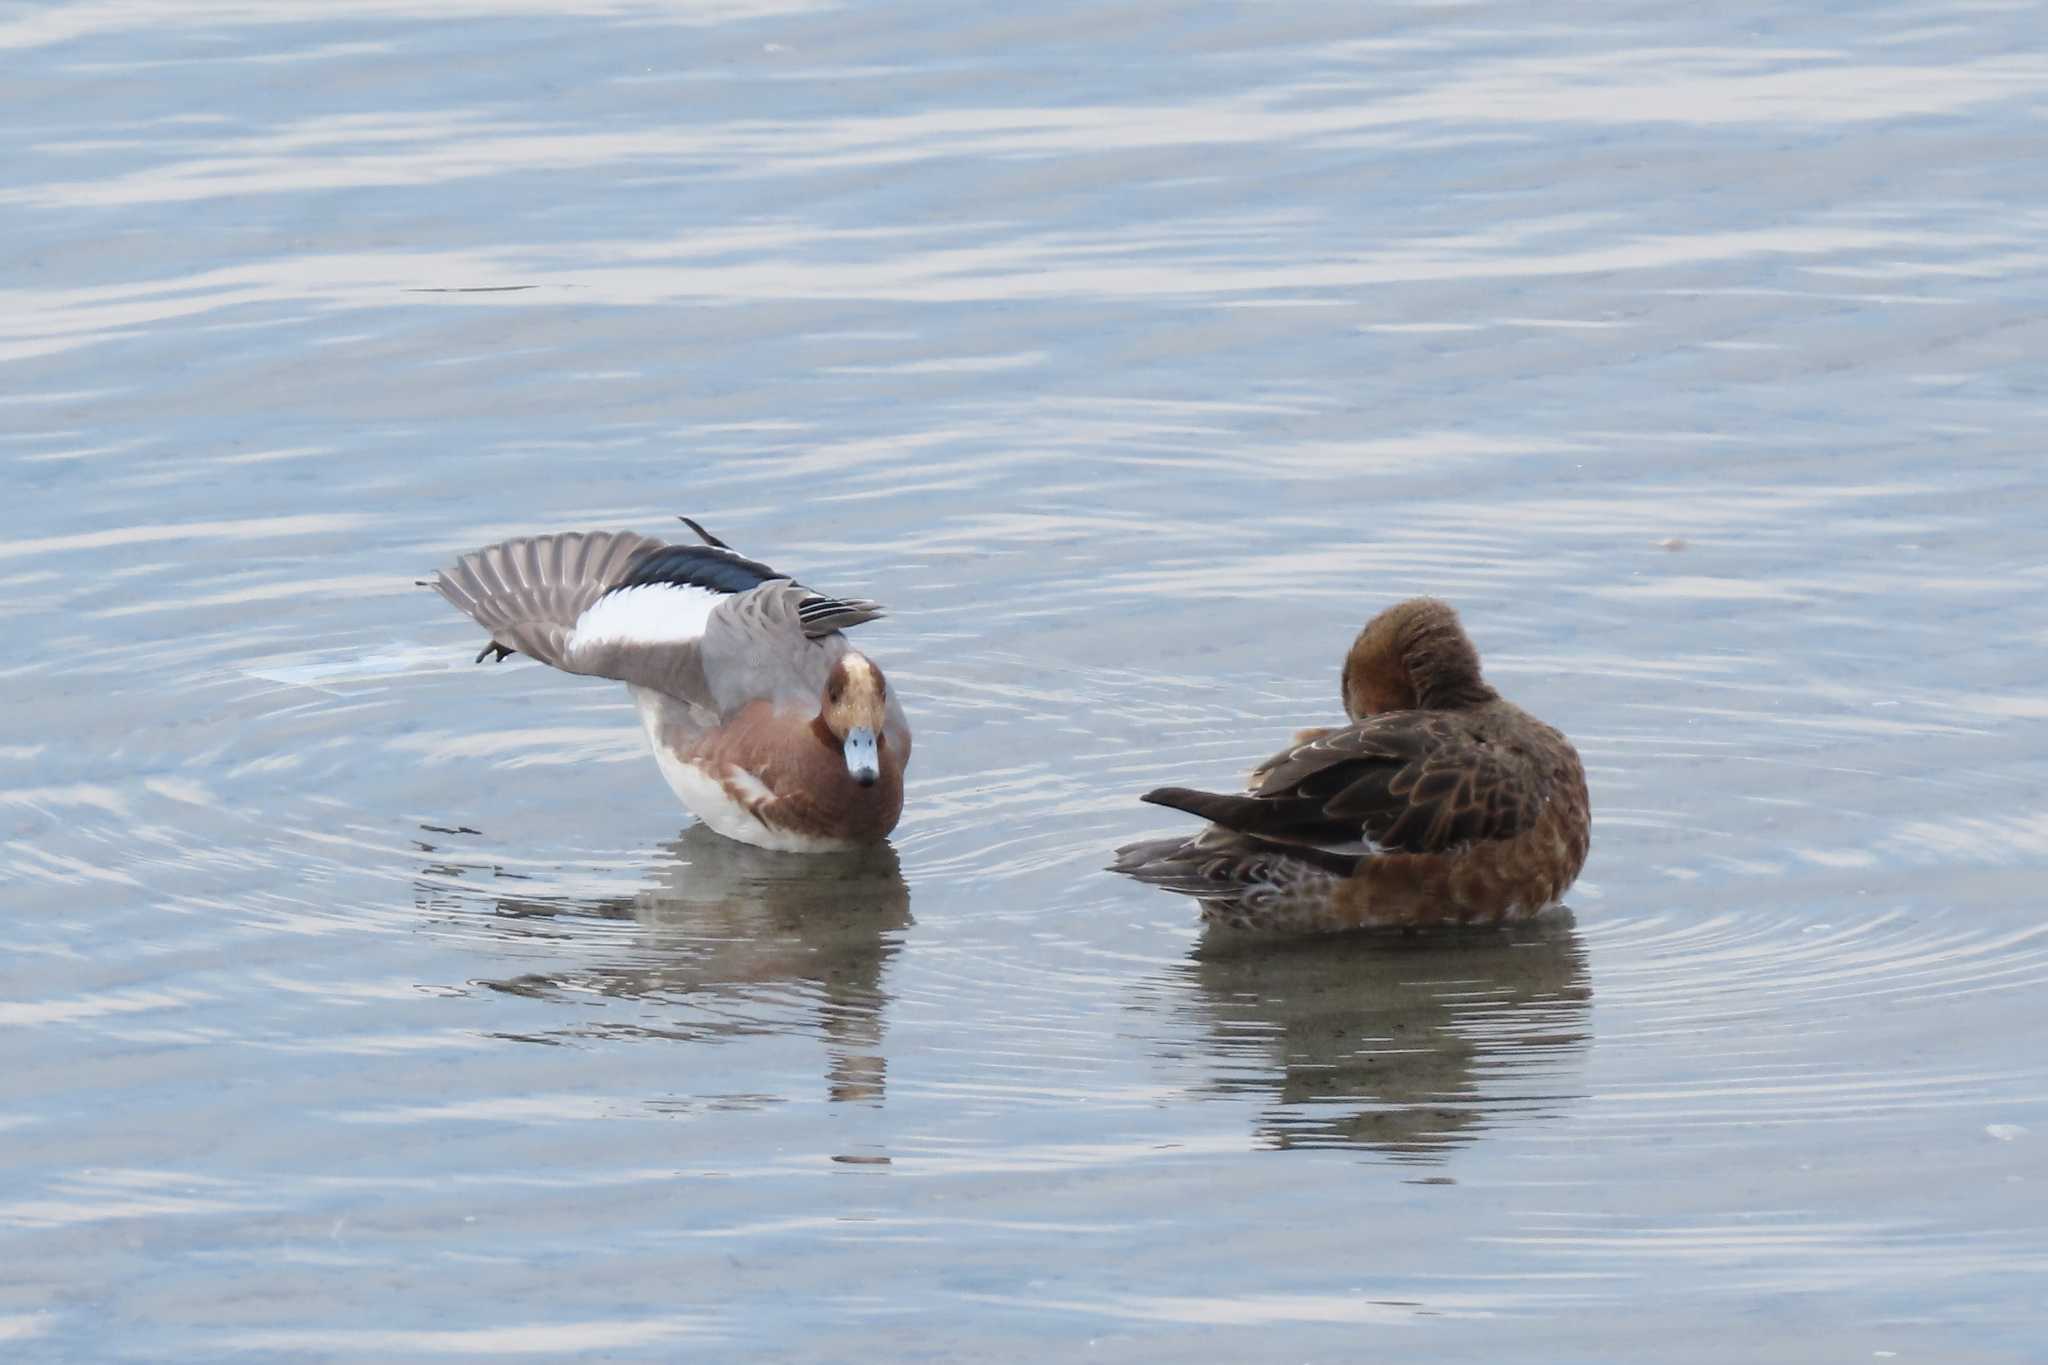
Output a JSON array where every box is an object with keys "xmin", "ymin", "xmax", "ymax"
[{"xmin": 569, "ymin": 583, "xmax": 721, "ymax": 652}]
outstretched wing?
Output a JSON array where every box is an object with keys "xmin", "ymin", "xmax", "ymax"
[
  {"xmin": 429, "ymin": 528, "xmax": 886, "ymax": 711},
  {"xmin": 1141, "ymin": 711, "xmax": 1541, "ymax": 861},
  {"xmin": 428, "ymin": 530, "xmax": 665, "ymax": 670}
]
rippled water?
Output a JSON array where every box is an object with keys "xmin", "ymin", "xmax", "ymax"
[{"xmin": 5, "ymin": 1, "xmax": 2047, "ymax": 1359}]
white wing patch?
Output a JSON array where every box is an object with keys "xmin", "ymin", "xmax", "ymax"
[{"xmin": 568, "ymin": 583, "xmax": 722, "ymax": 651}]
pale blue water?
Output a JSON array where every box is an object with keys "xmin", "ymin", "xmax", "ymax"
[{"xmin": 4, "ymin": 2, "xmax": 2047, "ymax": 1360}]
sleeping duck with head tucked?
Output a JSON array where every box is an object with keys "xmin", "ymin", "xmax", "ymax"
[
  {"xmin": 1114, "ymin": 598, "xmax": 1589, "ymax": 935},
  {"xmin": 426, "ymin": 518, "xmax": 909, "ymax": 852}
]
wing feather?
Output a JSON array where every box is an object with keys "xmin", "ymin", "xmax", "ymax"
[
  {"xmin": 1142, "ymin": 710, "xmax": 1540, "ymax": 860},
  {"xmin": 430, "ymin": 529, "xmax": 888, "ymax": 713}
]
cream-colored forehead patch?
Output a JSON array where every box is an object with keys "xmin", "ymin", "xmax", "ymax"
[{"xmin": 840, "ymin": 653, "xmax": 883, "ymax": 692}]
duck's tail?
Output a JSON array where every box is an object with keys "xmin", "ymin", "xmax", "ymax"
[
  {"xmin": 423, "ymin": 530, "xmax": 664, "ymax": 669},
  {"xmin": 1109, "ymin": 834, "xmax": 1206, "ymax": 886},
  {"xmin": 1113, "ymin": 831, "xmax": 1352, "ymax": 936},
  {"xmin": 1114, "ymin": 830, "xmax": 1359, "ymax": 889}
]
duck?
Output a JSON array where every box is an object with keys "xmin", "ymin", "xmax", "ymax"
[
  {"xmin": 1113, "ymin": 598, "xmax": 1589, "ymax": 934},
  {"xmin": 424, "ymin": 518, "xmax": 910, "ymax": 852}
]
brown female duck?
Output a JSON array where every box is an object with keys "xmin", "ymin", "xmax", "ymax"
[{"xmin": 1114, "ymin": 599, "xmax": 1589, "ymax": 934}]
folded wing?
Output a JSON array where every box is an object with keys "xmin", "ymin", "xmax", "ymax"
[{"xmin": 1141, "ymin": 711, "xmax": 1540, "ymax": 871}]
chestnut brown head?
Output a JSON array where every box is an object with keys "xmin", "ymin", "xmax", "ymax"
[
  {"xmin": 820, "ymin": 652, "xmax": 889, "ymax": 786},
  {"xmin": 1340, "ymin": 598, "xmax": 1495, "ymax": 719}
]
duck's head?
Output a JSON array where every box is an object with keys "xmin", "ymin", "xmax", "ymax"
[
  {"xmin": 1340, "ymin": 597, "xmax": 1496, "ymax": 719},
  {"xmin": 819, "ymin": 652, "xmax": 890, "ymax": 787}
]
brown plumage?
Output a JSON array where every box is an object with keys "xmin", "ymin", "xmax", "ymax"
[{"xmin": 1114, "ymin": 599, "xmax": 1590, "ymax": 935}]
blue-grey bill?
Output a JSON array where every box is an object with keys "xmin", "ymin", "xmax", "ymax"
[{"xmin": 844, "ymin": 726, "xmax": 880, "ymax": 787}]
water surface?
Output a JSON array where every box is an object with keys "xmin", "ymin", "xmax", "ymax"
[{"xmin": 4, "ymin": 1, "xmax": 2047, "ymax": 1360}]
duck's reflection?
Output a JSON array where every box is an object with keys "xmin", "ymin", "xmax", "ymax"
[
  {"xmin": 1168, "ymin": 915, "xmax": 1591, "ymax": 1159},
  {"xmin": 434, "ymin": 825, "xmax": 910, "ymax": 1104}
]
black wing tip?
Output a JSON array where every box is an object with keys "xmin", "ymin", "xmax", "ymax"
[
  {"xmin": 609, "ymin": 542, "xmax": 780, "ymax": 596},
  {"xmin": 794, "ymin": 595, "xmax": 888, "ymax": 639},
  {"xmin": 1140, "ymin": 786, "xmax": 1242, "ymax": 826},
  {"xmin": 676, "ymin": 515, "xmax": 733, "ymax": 549},
  {"xmin": 798, "ymin": 594, "xmax": 885, "ymax": 618}
]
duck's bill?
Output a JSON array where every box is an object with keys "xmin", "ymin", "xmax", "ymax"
[{"xmin": 843, "ymin": 727, "xmax": 880, "ymax": 787}]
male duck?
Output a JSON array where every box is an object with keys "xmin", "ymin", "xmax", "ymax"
[
  {"xmin": 1114, "ymin": 599, "xmax": 1589, "ymax": 934},
  {"xmin": 426, "ymin": 519, "xmax": 910, "ymax": 852}
]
